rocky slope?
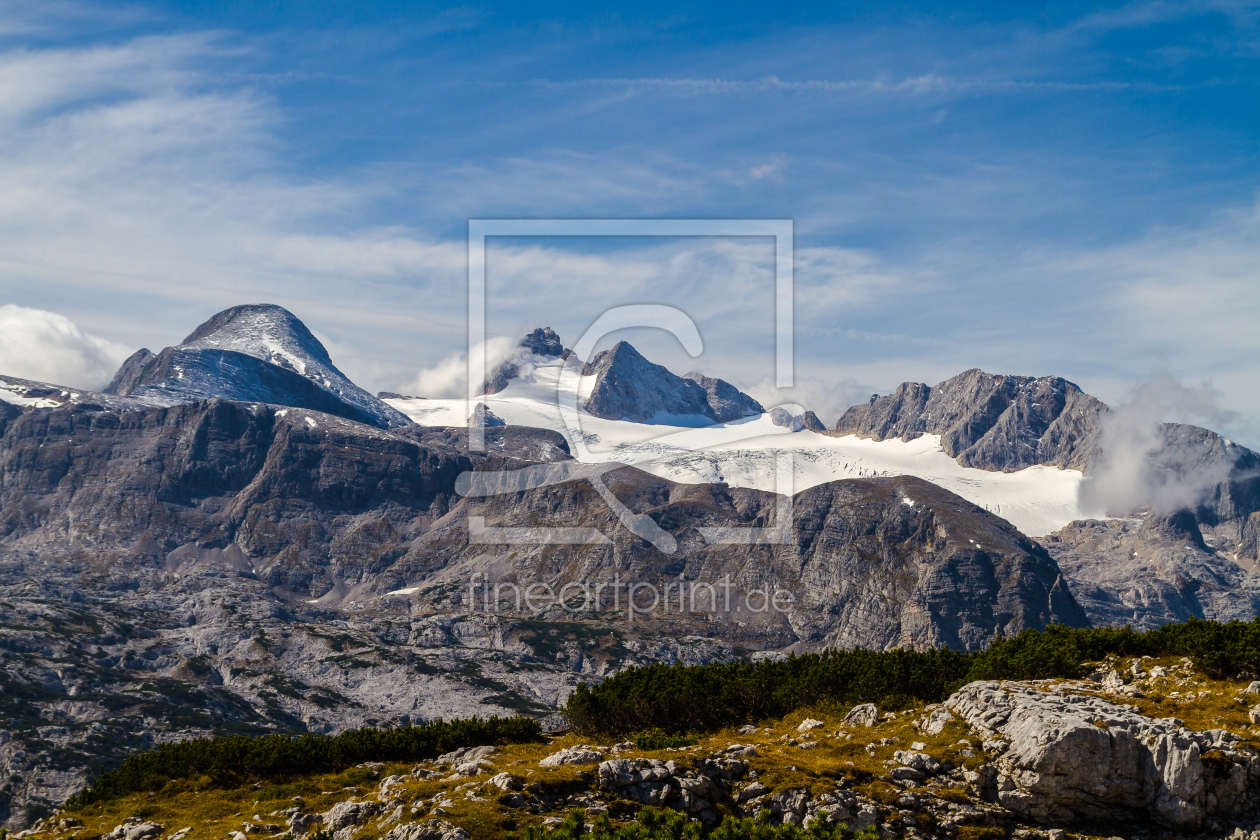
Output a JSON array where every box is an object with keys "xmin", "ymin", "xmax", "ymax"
[
  {"xmin": 582, "ymin": 341, "xmax": 762, "ymax": 424},
  {"xmin": 1040, "ymin": 514, "xmax": 1260, "ymax": 628},
  {"xmin": 480, "ymin": 328, "xmax": 580, "ymax": 397},
  {"xmin": 0, "ymin": 400, "xmax": 1084, "ymax": 651},
  {"xmin": 833, "ymin": 370, "xmax": 1106, "ymax": 472}
]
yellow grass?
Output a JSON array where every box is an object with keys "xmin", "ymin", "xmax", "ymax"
[{"xmin": 26, "ymin": 659, "xmax": 1260, "ymax": 840}]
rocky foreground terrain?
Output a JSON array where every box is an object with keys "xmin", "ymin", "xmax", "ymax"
[{"xmin": 15, "ymin": 655, "xmax": 1260, "ymax": 840}]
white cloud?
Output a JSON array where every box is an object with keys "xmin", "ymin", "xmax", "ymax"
[
  {"xmin": 749, "ymin": 156, "xmax": 785, "ymax": 182},
  {"xmin": 401, "ymin": 336, "xmax": 520, "ymax": 399},
  {"xmin": 0, "ymin": 304, "xmax": 130, "ymax": 388},
  {"xmin": 0, "ymin": 25, "xmax": 467, "ymax": 394},
  {"xmin": 745, "ymin": 375, "xmax": 878, "ymax": 429}
]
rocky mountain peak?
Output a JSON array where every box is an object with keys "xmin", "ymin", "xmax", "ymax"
[
  {"xmin": 582, "ymin": 341, "xmax": 761, "ymax": 424},
  {"xmin": 835, "ymin": 368, "xmax": 1106, "ymax": 472},
  {"xmin": 480, "ymin": 327, "xmax": 579, "ymax": 395},
  {"xmin": 179, "ymin": 303, "xmax": 336, "ymax": 370},
  {"xmin": 102, "ymin": 304, "xmax": 411, "ymax": 429},
  {"xmin": 520, "ymin": 327, "xmax": 565, "ymax": 358}
]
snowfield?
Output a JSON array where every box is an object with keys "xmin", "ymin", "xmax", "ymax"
[
  {"xmin": 385, "ymin": 358, "xmax": 1088, "ymax": 537},
  {"xmin": 0, "ymin": 380, "xmax": 71, "ymax": 409}
]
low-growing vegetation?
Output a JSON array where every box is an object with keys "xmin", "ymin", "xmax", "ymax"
[
  {"xmin": 513, "ymin": 808, "xmax": 880, "ymax": 840},
  {"xmin": 68, "ymin": 716, "xmax": 543, "ymax": 807},
  {"xmin": 567, "ymin": 618, "xmax": 1260, "ymax": 735}
]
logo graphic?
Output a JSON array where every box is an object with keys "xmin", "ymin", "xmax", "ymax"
[{"xmin": 459, "ymin": 219, "xmax": 796, "ymax": 553}]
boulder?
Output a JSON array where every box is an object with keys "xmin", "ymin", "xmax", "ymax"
[
  {"xmin": 320, "ymin": 801, "xmax": 381, "ymax": 831},
  {"xmin": 797, "ymin": 718, "xmax": 824, "ymax": 733},
  {"xmin": 105, "ymin": 822, "xmax": 164, "ymax": 840},
  {"xmin": 921, "ymin": 707, "xmax": 955, "ymax": 735},
  {"xmin": 947, "ymin": 680, "xmax": 1260, "ymax": 828},
  {"xmin": 383, "ymin": 820, "xmax": 471, "ymax": 840},
  {"xmin": 540, "ymin": 745, "xmax": 604, "ymax": 767},
  {"xmin": 488, "ymin": 772, "xmax": 520, "ymax": 791},
  {"xmin": 844, "ymin": 703, "xmax": 878, "ymax": 727}
]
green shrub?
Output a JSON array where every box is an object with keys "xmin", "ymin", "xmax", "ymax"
[
  {"xmin": 634, "ymin": 730, "xmax": 697, "ymax": 751},
  {"xmin": 68, "ymin": 715, "xmax": 542, "ymax": 807},
  {"xmin": 568, "ymin": 618, "xmax": 1260, "ymax": 737},
  {"xmin": 513, "ymin": 807, "xmax": 878, "ymax": 840}
]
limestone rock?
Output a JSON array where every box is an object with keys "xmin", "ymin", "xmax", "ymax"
[
  {"xmin": 797, "ymin": 718, "xmax": 824, "ymax": 733},
  {"xmin": 582, "ymin": 341, "xmax": 761, "ymax": 423},
  {"xmin": 540, "ymin": 745, "xmax": 604, "ymax": 767},
  {"xmin": 107, "ymin": 304, "xmax": 412, "ymax": 429},
  {"xmin": 321, "ymin": 801, "xmax": 381, "ymax": 831},
  {"xmin": 382, "ymin": 820, "xmax": 470, "ymax": 840},
  {"xmin": 683, "ymin": 372, "xmax": 763, "ymax": 423},
  {"xmin": 105, "ymin": 821, "xmax": 164, "ymax": 840},
  {"xmin": 1043, "ymin": 518, "xmax": 1260, "ymax": 630},
  {"xmin": 845, "ymin": 703, "xmax": 879, "ymax": 727},
  {"xmin": 921, "ymin": 707, "xmax": 955, "ymax": 735},
  {"xmin": 833, "ymin": 370, "xmax": 1106, "ymax": 472},
  {"xmin": 946, "ymin": 680, "xmax": 1260, "ymax": 828}
]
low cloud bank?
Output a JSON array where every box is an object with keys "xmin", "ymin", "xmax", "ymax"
[
  {"xmin": 0, "ymin": 305, "xmax": 130, "ymax": 389},
  {"xmin": 1080, "ymin": 367, "xmax": 1243, "ymax": 518}
]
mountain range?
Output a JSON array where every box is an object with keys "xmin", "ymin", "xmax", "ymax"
[{"xmin": 1, "ymin": 303, "xmax": 1258, "ymax": 828}]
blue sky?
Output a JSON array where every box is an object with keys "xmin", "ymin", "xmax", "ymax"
[{"xmin": 0, "ymin": 1, "xmax": 1257, "ymax": 441}]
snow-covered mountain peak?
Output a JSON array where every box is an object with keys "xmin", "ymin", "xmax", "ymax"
[
  {"xmin": 583, "ymin": 339, "xmax": 762, "ymax": 424},
  {"xmin": 180, "ymin": 303, "xmax": 335, "ymax": 374},
  {"xmin": 105, "ymin": 303, "xmax": 412, "ymax": 429}
]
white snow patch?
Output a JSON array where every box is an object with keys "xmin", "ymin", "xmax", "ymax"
[
  {"xmin": 385, "ymin": 357, "xmax": 1087, "ymax": 536},
  {"xmin": 0, "ymin": 383, "xmax": 60, "ymax": 408},
  {"xmin": 386, "ymin": 587, "xmax": 420, "ymax": 596}
]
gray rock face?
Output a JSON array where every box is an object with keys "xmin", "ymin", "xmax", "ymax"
[
  {"xmin": 520, "ymin": 327, "xmax": 565, "ymax": 358},
  {"xmin": 947, "ymin": 680, "xmax": 1260, "ymax": 828},
  {"xmin": 682, "ymin": 372, "xmax": 763, "ymax": 423},
  {"xmin": 834, "ymin": 370, "xmax": 1106, "ymax": 472},
  {"xmin": 1040, "ymin": 517, "xmax": 1260, "ymax": 629},
  {"xmin": 0, "ymin": 400, "xmax": 19, "ymax": 437},
  {"xmin": 769, "ymin": 408, "xmax": 826, "ymax": 433},
  {"xmin": 106, "ymin": 304, "xmax": 411, "ymax": 430},
  {"xmin": 102, "ymin": 349, "xmax": 156, "ymax": 396},
  {"xmin": 799, "ymin": 411, "xmax": 827, "ymax": 433},
  {"xmin": 402, "ymin": 467, "xmax": 1087, "ymax": 652},
  {"xmin": 836, "ymin": 369, "xmax": 1260, "ymax": 565},
  {"xmin": 468, "ymin": 404, "xmax": 506, "ymax": 428},
  {"xmin": 583, "ymin": 341, "xmax": 761, "ymax": 424},
  {"xmin": 0, "ymin": 374, "xmax": 149, "ymax": 414},
  {"xmin": 770, "ymin": 407, "xmax": 804, "ymax": 431}
]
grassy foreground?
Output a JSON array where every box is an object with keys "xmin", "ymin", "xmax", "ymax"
[
  {"xmin": 19, "ymin": 619, "xmax": 1260, "ymax": 840},
  {"xmin": 21, "ymin": 651, "xmax": 1260, "ymax": 840}
]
